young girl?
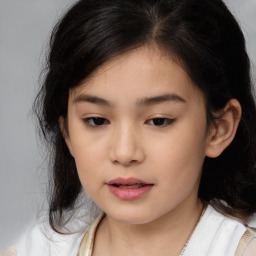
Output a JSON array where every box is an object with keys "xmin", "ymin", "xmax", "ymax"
[{"xmin": 10, "ymin": 0, "xmax": 256, "ymax": 255}]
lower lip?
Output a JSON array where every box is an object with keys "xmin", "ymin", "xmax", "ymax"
[{"xmin": 108, "ymin": 185, "xmax": 153, "ymax": 200}]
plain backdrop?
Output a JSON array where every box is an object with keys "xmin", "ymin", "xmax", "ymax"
[{"xmin": 0, "ymin": 0, "xmax": 255, "ymax": 248}]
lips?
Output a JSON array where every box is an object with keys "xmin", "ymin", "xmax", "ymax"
[
  {"xmin": 107, "ymin": 177, "xmax": 150, "ymax": 186},
  {"xmin": 107, "ymin": 177, "xmax": 153, "ymax": 200},
  {"xmin": 114, "ymin": 184, "xmax": 146, "ymax": 188}
]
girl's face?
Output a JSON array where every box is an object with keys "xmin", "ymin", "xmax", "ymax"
[{"xmin": 64, "ymin": 46, "xmax": 212, "ymax": 224}]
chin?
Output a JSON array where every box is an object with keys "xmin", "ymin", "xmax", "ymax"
[{"xmin": 104, "ymin": 208, "xmax": 162, "ymax": 225}]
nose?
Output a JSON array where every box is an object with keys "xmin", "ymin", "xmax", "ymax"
[{"xmin": 109, "ymin": 124, "xmax": 145, "ymax": 166}]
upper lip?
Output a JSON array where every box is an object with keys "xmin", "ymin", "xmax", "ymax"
[{"xmin": 107, "ymin": 177, "xmax": 152, "ymax": 185}]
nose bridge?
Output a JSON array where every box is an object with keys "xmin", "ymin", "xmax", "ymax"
[{"xmin": 110, "ymin": 121, "xmax": 144, "ymax": 165}]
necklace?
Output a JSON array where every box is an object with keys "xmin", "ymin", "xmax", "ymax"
[{"xmin": 178, "ymin": 205, "xmax": 206, "ymax": 256}]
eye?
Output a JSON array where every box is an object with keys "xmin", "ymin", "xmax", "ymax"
[
  {"xmin": 83, "ymin": 117, "xmax": 110, "ymax": 127},
  {"xmin": 146, "ymin": 118, "xmax": 175, "ymax": 126}
]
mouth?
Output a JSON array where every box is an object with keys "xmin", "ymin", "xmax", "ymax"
[
  {"xmin": 107, "ymin": 177, "xmax": 153, "ymax": 200},
  {"xmin": 107, "ymin": 177, "xmax": 152, "ymax": 187},
  {"xmin": 111, "ymin": 183, "xmax": 148, "ymax": 189}
]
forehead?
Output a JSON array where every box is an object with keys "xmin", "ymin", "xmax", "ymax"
[{"xmin": 69, "ymin": 46, "xmax": 204, "ymax": 104}]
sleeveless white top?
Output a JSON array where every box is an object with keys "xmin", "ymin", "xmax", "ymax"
[{"xmin": 7, "ymin": 205, "xmax": 256, "ymax": 256}]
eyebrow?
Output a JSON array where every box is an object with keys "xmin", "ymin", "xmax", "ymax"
[
  {"xmin": 74, "ymin": 95, "xmax": 112, "ymax": 107},
  {"xmin": 73, "ymin": 93, "xmax": 186, "ymax": 107},
  {"xmin": 137, "ymin": 93, "xmax": 186, "ymax": 106}
]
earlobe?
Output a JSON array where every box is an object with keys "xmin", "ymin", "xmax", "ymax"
[
  {"xmin": 205, "ymin": 99, "xmax": 242, "ymax": 158},
  {"xmin": 59, "ymin": 116, "xmax": 74, "ymax": 157}
]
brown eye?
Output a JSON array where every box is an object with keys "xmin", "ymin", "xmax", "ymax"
[
  {"xmin": 83, "ymin": 117, "xmax": 109, "ymax": 127},
  {"xmin": 147, "ymin": 118, "xmax": 175, "ymax": 126}
]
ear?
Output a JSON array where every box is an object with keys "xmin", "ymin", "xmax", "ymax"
[
  {"xmin": 205, "ymin": 99, "xmax": 242, "ymax": 158},
  {"xmin": 59, "ymin": 116, "xmax": 74, "ymax": 157}
]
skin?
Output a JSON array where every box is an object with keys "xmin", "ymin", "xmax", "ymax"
[{"xmin": 62, "ymin": 46, "xmax": 241, "ymax": 256}]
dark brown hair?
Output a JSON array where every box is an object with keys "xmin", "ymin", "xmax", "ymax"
[{"xmin": 34, "ymin": 0, "xmax": 256, "ymax": 231}]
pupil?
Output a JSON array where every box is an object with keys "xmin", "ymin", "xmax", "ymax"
[
  {"xmin": 94, "ymin": 118, "xmax": 105, "ymax": 125},
  {"xmin": 153, "ymin": 118, "xmax": 165, "ymax": 126}
]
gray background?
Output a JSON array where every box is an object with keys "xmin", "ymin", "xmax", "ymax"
[{"xmin": 0, "ymin": 0, "xmax": 255, "ymax": 248}]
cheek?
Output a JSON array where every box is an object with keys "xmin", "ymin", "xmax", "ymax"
[
  {"xmin": 153, "ymin": 121, "xmax": 207, "ymax": 185},
  {"xmin": 68, "ymin": 129, "xmax": 105, "ymax": 189},
  {"xmin": 73, "ymin": 143, "xmax": 103, "ymax": 177},
  {"xmin": 74, "ymin": 150, "xmax": 104, "ymax": 200},
  {"xmin": 69, "ymin": 119, "xmax": 106, "ymax": 163},
  {"xmin": 152, "ymin": 140, "xmax": 205, "ymax": 207}
]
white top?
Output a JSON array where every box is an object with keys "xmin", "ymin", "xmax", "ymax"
[
  {"xmin": 5, "ymin": 205, "xmax": 256, "ymax": 256},
  {"xmin": 184, "ymin": 205, "xmax": 245, "ymax": 255}
]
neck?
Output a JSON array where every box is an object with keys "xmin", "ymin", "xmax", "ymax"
[{"xmin": 93, "ymin": 198, "xmax": 204, "ymax": 256}]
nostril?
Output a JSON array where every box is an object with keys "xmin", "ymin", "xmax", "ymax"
[{"xmin": 112, "ymin": 158, "xmax": 139, "ymax": 166}]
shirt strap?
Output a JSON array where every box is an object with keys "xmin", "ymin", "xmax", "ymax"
[
  {"xmin": 78, "ymin": 212, "xmax": 105, "ymax": 256},
  {"xmin": 235, "ymin": 227, "xmax": 256, "ymax": 256}
]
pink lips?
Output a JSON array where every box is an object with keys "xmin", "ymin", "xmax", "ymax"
[{"xmin": 107, "ymin": 177, "xmax": 153, "ymax": 200}]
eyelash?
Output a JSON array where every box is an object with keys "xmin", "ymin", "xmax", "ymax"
[
  {"xmin": 145, "ymin": 118, "xmax": 175, "ymax": 127},
  {"xmin": 83, "ymin": 117, "xmax": 110, "ymax": 127},
  {"xmin": 83, "ymin": 117, "xmax": 175, "ymax": 128}
]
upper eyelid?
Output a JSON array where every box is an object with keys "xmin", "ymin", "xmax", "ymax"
[
  {"xmin": 145, "ymin": 117, "xmax": 176, "ymax": 125},
  {"xmin": 82, "ymin": 115, "xmax": 109, "ymax": 121},
  {"xmin": 148, "ymin": 117, "xmax": 175, "ymax": 121},
  {"xmin": 82, "ymin": 116, "xmax": 174, "ymax": 120},
  {"xmin": 82, "ymin": 117, "xmax": 175, "ymax": 128},
  {"xmin": 146, "ymin": 116, "xmax": 175, "ymax": 121},
  {"xmin": 81, "ymin": 115, "xmax": 176, "ymax": 122},
  {"xmin": 83, "ymin": 117, "xmax": 110, "ymax": 126}
]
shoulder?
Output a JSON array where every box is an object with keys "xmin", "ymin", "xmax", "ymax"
[
  {"xmin": 242, "ymin": 238, "xmax": 256, "ymax": 256},
  {"xmin": 201, "ymin": 206, "xmax": 256, "ymax": 256},
  {"xmin": 15, "ymin": 222, "xmax": 50, "ymax": 255},
  {"xmin": 14, "ymin": 216, "xmax": 93, "ymax": 256},
  {"xmin": 12, "ymin": 203, "xmax": 101, "ymax": 256},
  {"xmin": 184, "ymin": 204, "xmax": 247, "ymax": 256},
  {"xmin": 236, "ymin": 227, "xmax": 256, "ymax": 256}
]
